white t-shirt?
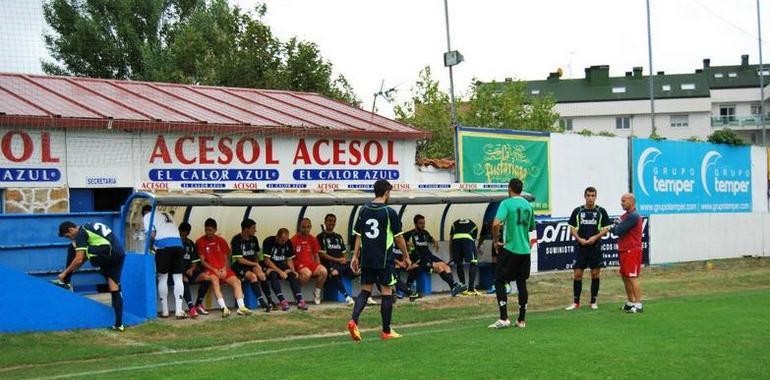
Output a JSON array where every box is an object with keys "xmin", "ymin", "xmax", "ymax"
[{"xmin": 143, "ymin": 211, "xmax": 183, "ymax": 249}]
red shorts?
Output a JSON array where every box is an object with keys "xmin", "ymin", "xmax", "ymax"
[
  {"xmin": 619, "ymin": 248, "xmax": 642, "ymax": 278},
  {"xmin": 206, "ymin": 268, "xmax": 237, "ymax": 283},
  {"xmin": 296, "ymin": 260, "xmax": 320, "ymax": 273}
]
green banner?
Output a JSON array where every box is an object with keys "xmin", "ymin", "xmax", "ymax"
[{"xmin": 457, "ymin": 127, "xmax": 550, "ymax": 213}]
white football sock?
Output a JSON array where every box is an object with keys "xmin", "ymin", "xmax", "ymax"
[
  {"xmin": 217, "ymin": 298, "xmax": 226, "ymax": 309},
  {"xmin": 157, "ymin": 273, "xmax": 169, "ymax": 315},
  {"xmin": 172, "ymin": 273, "xmax": 184, "ymax": 314},
  {"xmin": 236, "ymin": 298, "xmax": 245, "ymax": 309}
]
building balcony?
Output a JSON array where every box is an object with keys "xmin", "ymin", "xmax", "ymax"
[{"xmin": 710, "ymin": 115, "xmax": 768, "ymax": 129}]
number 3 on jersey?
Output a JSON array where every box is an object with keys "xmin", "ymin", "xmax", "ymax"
[{"xmin": 364, "ymin": 219, "xmax": 380, "ymax": 239}]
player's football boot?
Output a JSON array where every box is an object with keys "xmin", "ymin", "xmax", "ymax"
[
  {"xmin": 451, "ymin": 283, "xmax": 468, "ymax": 297},
  {"xmin": 590, "ymin": 303, "xmax": 599, "ymax": 310},
  {"xmin": 237, "ymin": 307, "xmax": 252, "ymax": 316},
  {"xmin": 345, "ymin": 296, "xmax": 355, "ymax": 306},
  {"xmin": 313, "ymin": 288, "xmax": 322, "ymax": 305},
  {"xmin": 488, "ymin": 319, "xmax": 511, "ymax": 329},
  {"xmin": 175, "ymin": 312, "xmax": 187, "ymax": 320},
  {"xmin": 279, "ymin": 299, "xmax": 290, "ymax": 311},
  {"xmin": 347, "ymin": 319, "xmax": 362, "ymax": 342},
  {"xmin": 627, "ymin": 305, "xmax": 643, "ymax": 313},
  {"xmin": 486, "ymin": 284, "xmax": 497, "ymax": 294},
  {"xmin": 367, "ymin": 296, "xmax": 379, "ymax": 305},
  {"xmin": 620, "ymin": 302, "xmax": 633, "ymax": 311},
  {"xmin": 565, "ymin": 303, "xmax": 580, "ymax": 311},
  {"xmin": 515, "ymin": 320, "xmax": 526, "ymax": 328},
  {"xmin": 195, "ymin": 304, "xmax": 209, "ymax": 315},
  {"xmin": 50, "ymin": 279, "xmax": 73, "ymax": 291},
  {"xmin": 380, "ymin": 330, "xmax": 403, "ymax": 340},
  {"xmin": 188, "ymin": 306, "xmax": 199, "ymax": 318},
  {"xmin": 111, "ymin": 324, "xmax": 125, "ymax": 332},
  {"xmin": 221, "ymin": 307, "xmax": 231, "ymax": 318},
  {"xmin": 297, "ymin": 300, "xmax": 309, "ymax": 310},
  {"xmin": 408, "ymin": 292, "xmax": 419, "ymax": 301}
]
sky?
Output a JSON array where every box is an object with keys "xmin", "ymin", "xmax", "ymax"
[{"xmin": 2, "ymin": 0, "xmax": 770, "ymax": 117}]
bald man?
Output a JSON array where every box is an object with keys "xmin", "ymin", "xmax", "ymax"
[
  {"xmin": 291, "ymin": 218, "xmax": 328, "ymax": 305},
  {"xmin": 610, "ymin": 193, "xmax": 644, "ymax": 313}
]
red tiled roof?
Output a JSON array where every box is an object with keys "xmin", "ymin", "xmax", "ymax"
[
  {"xmin": 0, "ymin": 73, "xmax": 430, "ymax": 139},
  {"xmin": 416, "ymin": 158, "xmax": 455, "ymax": 169}
]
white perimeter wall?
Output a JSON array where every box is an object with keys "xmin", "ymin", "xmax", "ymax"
[
  {"xmin": 649, "ymin": 213, "xmax": 769, "ymax": 264},
  {"xmin": 751, "ymin": 146, "xmax": 769, "ymax": 213},
  {"xmin": 550, "ymin": 133, "xmax": 629, "ymax": 217}
]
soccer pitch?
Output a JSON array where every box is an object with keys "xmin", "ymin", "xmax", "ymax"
[{"xmin": 1, "ymin": 258, "xmax": 769, "ymax": 379}]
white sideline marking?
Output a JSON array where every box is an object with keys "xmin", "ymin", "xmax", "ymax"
[{"xmin": 28, "ymin": 324, "xmax": 483, "ymax": 379}]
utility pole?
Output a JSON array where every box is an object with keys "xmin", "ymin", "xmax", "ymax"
[
  {"xmin": 646, "ymin": 0, "xmax": 656, "ymax": 137},
  {"xmin": 758, "ymin": 0, "xmax": 767, "ymax": 146}
]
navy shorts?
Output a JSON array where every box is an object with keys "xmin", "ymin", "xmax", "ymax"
[
  {"xmin": 360, "ymin": 266, "xmax": 397, "ymax": 287},
  {"xmin": 89, "ymin": 247, "xmax": 126, "ymax": 284},
  {"xmin": 575, "ymin": 246, "xmax": 603, "ymax": 270},
  {"xmin": 451, "ymin": 239, "xmax": 478, "ymax": 263},
  {"xmin": 495, "ymin": 250, "xmax": 530, "ymax": 282},
  {"xmin": 325, "ymin": 261, "xmax": 357, "ymax": 278}
]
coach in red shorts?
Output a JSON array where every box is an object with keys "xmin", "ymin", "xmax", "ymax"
[
  {"xmin": 610, "ymin": 193, "xmax": 644, "ymax": 314},
  {"xmin": 291, "ymin": 218, "xmax": 328, "ymax": 305}
]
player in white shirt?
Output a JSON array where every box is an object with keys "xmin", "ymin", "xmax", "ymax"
[{"xmin": 142, "ymin": 205, "xmax": 186, "ymax": 319}]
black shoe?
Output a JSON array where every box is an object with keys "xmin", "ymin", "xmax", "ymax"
[{"xmin": 270, "ymin": 303, "xmax": 279, "ymax": 311}]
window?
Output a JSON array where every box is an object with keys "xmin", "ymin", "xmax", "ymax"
[
  {"xmin": 70, "ymin": 188, "xmax": 133, "ymax": 212},
  {"xmin": 759, "ymin": 70, "xmax": 770, "ymax": 76},
  {"xmin": 670, "ymin": 114, "xmax": 689, "ymax": 127},
  {"xmin": 559, "ymin": 118, "xmax": 573, "ymax": 131},
  {"xmin": 681, "ymin": 83, "xmax": 696, "ymax": 90},
  {"xmin": 615, "ymin": 116, "xmax": 631, "ymax": 130},
  {"xmin": 714, "ymin": 73, "xmax": 724, "ymax": 78},
  {"xmin": 719, "ymin": 105, "xmax": 736, "ymax": 123},
  {"xmin": 530, "ymin": 89, "xmax": 540, "ymax": 95},
  {"xmin": 728, "ymin": 72, "xmax": 738, "ymax": 78},
  {"xmin": 661, "ymin": 84, "xmax": 671, "ymax": 91},
  {"xmin": 751, "ymin": 104, "xmax": 762, "ymax": 116},
  {"xmin": 612, "ymin": 86, "xmax": 626, "ymax": 93}
]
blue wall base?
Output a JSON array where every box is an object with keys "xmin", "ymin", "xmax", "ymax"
[{"xmin": 0, "ymin": 261, "xmax": 147, "ymax": 333}]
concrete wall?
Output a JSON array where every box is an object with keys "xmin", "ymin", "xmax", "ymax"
[
  {"xmin": 649, "ymin": 212, "xmax": 768, "ymax": 264},
  {"xmin": 751, "ymin": 146, "xmax": 769, "ymax": 213}
]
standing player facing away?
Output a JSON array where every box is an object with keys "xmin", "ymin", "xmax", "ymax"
[
  {"xmin": 489, "ymin": 178, "xmax": 534, "ymax": 329},
  {"xmin": 141, "ymin": 206, "xmax": 186, "ymax": 319},
  {"xmin": 565, "ymin": 187, "xmax": 612, "ymax": 311},
  {"xmin": 196, "ymin": 218, "xmax": 252, "ymax": 317},
  {"xmin": 348, "ymin": 179, "xmax": 411, "ymax": 341},
  {"xmin": 317, "ymin": 213, "xmax": 356, "ymax": 305},
  {"xmin": 611, "ymin": 193, "xmax": 644, "ymax": 313},
  {"xmin": 231, "ymin": 218, "xmax": 276, "ymax": 313},
  {"xmin": 58, "ymin": 221, "xmax": 126, "ymax": 331},
  {"xmin": 450, "ymin": 218, "xmax": 480, "ymax": 295}
]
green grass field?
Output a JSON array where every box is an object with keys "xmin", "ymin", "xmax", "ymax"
[{"xmin": 1, "ymin": 258, "xmax": 769, "ymax": 379}]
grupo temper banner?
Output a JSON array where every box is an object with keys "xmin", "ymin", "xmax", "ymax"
[
  {"xmin": 633, "ymin": 139, "xmax": 752, "ymax": 214},
  {"xmin": 456, "ymin": 126, "xmax": 550, "ymax": 213},
  {"xmin": 536, "ymin": 218, "xmax": 650, "ymax": 272}
]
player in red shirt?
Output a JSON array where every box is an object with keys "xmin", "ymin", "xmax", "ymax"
[
  {"xmin": 196, "ymin": 218, "xmax": 252, "ymax": 317},
  {"xmin": 291, "ymin": 218, "xmax": 328, "ymax": 305}
]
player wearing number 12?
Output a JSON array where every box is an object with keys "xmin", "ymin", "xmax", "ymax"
[
  {"xmin": 348, "ymin": 179, "xmax": 411, "ymax": 341},
  {"xmin": 58, "ymin": 221, "xmax": 126, "ymax": 331},
  {"xmin": 490, "ymin": 178, "xmax": 534, "ymax": 329}
]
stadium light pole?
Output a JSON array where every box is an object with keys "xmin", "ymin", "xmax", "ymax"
[
  {"xmin": 758, "ymin": 0, "xmax": 767, "ymax": 146},
  {"xmin": 443, "ymin": 0, "xmax": 461, "ymax": 126},
  {"xmin": 646, "ymin": 0, "xmax": 656, "ymax": 137}
]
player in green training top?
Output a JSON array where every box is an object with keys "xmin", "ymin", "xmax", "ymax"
[{"xmin": 489, "ymin": 178, "xmax": 534, "ymax": 329}]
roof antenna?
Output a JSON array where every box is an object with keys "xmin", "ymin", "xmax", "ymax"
[{"xmin": 371, "ymin": 79, "xmax": 398, "ymax": 114}]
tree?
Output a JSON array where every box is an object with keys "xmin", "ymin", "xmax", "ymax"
[
  {"xmin": 393, "ymin": 67, "xmax": 452, "ymax": 159},
  {"xmin": 394, "ymin": 67, "xmax": 560, "ymax": 158},
  {"xmin": 42, "ymin": 0, "xmax": 358, "ymax": 105},
  {"xmin": 460, "ymin": 80, "xmax": 559, "ymax": 132},
  {"xmin": 707, "ymin": 129, "xmax": 745, "ymax": 145}
]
